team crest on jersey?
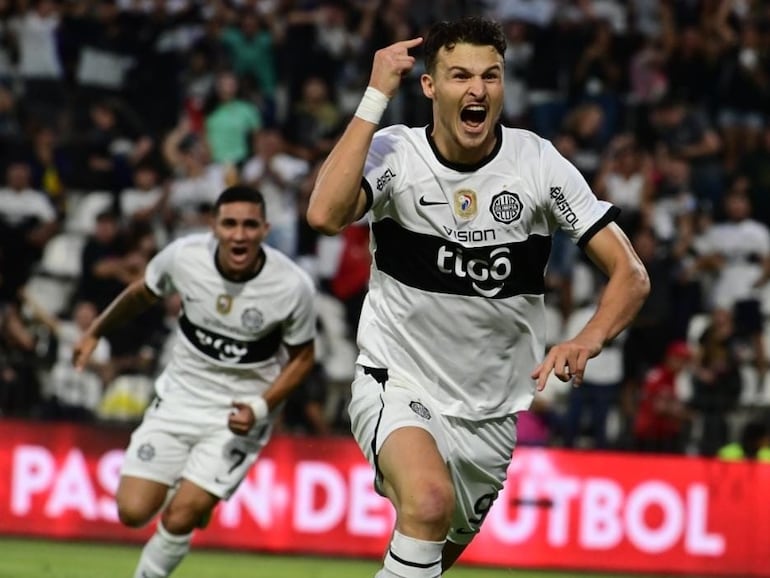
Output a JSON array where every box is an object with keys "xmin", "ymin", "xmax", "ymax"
[
  {"xmin": 409, "ymin": 401, "xmax": 431, "ymax": 420},
  {"xmin": 137, "ymin": 443, "xmax": 155, "ymax": 462},
  {"xmin": 241, "ymin": 307, "xmax": 264, "ymax": 331},
  {"xmin": 490, "ymin": 191, "xmax": 522, "ymax": 224},
  {"xmin": 216, "ymin": 294, "xmax": 233, "ymax": 314},
  {"xmin": 453, "ymin": 189, "xmax": 477, "ymax": 220}
]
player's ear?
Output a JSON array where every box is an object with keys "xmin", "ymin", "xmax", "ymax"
[{"xmin": 420, "ymin": 74, "xmax": 435, "ymax": 99}]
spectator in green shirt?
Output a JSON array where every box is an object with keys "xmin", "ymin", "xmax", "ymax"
[
  {"xmin": 219, "ymin": 9, "xmax": 277, "ymax": 122},
  {"xmin": 204, "ymin": 71, "xmax": 262, "ymax": 165}
]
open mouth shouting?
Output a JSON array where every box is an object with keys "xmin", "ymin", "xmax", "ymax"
[
  {"xmin": 460, "ymin": 103, "xmax": 488, "ymax": 133},
  {"xmin": 229, "ymin": 245, "xmax": 251, "ymax": 267}
]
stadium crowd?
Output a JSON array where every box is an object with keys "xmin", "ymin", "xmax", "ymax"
[{"xmin": 1, "ymin": 0, "xmax": 770, "ymax": 459}]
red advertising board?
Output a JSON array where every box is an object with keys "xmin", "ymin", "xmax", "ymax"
[{"xmin": 1, "ymin": 419, "xmax": 768, "ymax": 575}]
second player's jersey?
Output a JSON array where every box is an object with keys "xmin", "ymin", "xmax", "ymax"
[
  {"xmin": 144, "ymin": 233, "xmax": 316, "ymax": 407},
  {"xmin": 359, "ymin": 123, "xmax": 618, "ymax": 419}
]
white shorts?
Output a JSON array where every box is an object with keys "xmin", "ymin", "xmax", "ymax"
[
  {"xmin": 121, "ymin": 397, "xmax": 273, "ymax": 500},
  {"xmin": 349, "ymin": 365, "xmax": 517, "ymax": 545}
]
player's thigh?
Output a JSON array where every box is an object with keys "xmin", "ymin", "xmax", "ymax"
[
  {"xmin": 349, "ymin": 367, "xmax": 452, "ymax": 503},
  {"xmin": 445, "ymin": 414, "xmax": 517, "ymax": 545},
  {"xmin": 377, "ymin": 426, "xmax": 452, "ymax": 510},
  {"xmin": 115, "ymin": 475, "xmax": 169, "ymax": 523},
  {"xmin": 182, "ymin": 422, "xmax": 271, "ymax": 500}
]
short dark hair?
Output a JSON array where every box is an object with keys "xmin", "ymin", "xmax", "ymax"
[
  {"xmin": 215, "ymin": 185, "xmax": 266, "ymax": 218},
  {"xmin": 423, "ymin": 16, "xmax": 506, "ymax": 74}
]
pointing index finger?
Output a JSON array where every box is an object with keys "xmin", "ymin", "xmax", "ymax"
[{"xmin": 396, "ymin": 37, "xmax": 423, "ymax": 51}]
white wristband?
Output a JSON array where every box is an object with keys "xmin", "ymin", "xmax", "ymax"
[
  {"xmin": 249, "ymin": 397, "xmax": 269, "ymax": 422},
  {"xmin": 354, "ymin": 86, "xmax": 389, "ymax": 125}
]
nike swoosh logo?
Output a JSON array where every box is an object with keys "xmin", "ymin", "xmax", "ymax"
[{"xmin": 418, "ymin": 196, "xmax": 449, "ymax": 206}]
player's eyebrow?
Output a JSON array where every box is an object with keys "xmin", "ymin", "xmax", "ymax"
[{"xmin": 446, "ymin": 63, "xmax": 502, "ymax": 75}]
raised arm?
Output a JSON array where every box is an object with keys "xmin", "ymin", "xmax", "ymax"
[
  {"xmin": 532, "ymin": 222, "xmax": 650, "ymax": 390},
  {"xmin": 306, "ymin": 37, "xmax": 423, "ymax": 235},
  {"xmin": 73, "ymin": 279, "xmax": 160, "ymax": 370}
]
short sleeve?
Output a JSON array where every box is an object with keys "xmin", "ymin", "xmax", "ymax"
[
  {"xmin": 144, "ymin": 240, "xmax": 180, "ymax": 297},
  {"xmin": 362, "ymin": 127, "xmax": 403, "ymax": 216},
  {"xmin": 540, "ymin": 140, "xmax": 619, "ymax": 248},
  {"xmin": 282, "ymin": 272, "xmax": 317, "ymax": 346}
]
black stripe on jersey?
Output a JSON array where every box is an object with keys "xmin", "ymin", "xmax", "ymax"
[
  {"xmin": 372, "ymin": 218, "xmax": 551, "ymax": 298},
  {"xmin": 179, "ymin": 314, "xmax": 282, "ymax": 364},
  {"xmin": 362, "ymin": 177, "xmax": 374, "ymax": 216},
  {"xmin": 577, "ymin": 206, "xmax": 621, "ymax": 249}
]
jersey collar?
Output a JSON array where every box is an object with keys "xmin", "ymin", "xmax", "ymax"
[{"xmin": 424, "ymin": 123, "xmax": 503, "ymax": 172}]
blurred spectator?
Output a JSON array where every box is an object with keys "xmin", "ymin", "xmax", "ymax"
[
  {"xmin": 242, "ymin": 127, "xmax": 309, "ymax": 257},
  {"xmin": 41, "ymin": 300, "xmax": 112, "ymax": 422},
  {"xmin": 690, "ymin": 307, "xmax": 744, "ymax": 457},
  {"xmin": 500, "ymin": 17, "xmax": 534, "ymax": 126},
  {"xmin": 569, "ymin": 18, "xmax": 622, "ymax": 141},
  {"xmin": 325, "ymin": 220, "xmax": 370, "ymax": 339},
  {"xmin": 717, "ymin": 418, "xmax": 770, "ymax": 462},
  {"xmin": 695, "ymin": 184, "xmax": 770, "ymax": 376},
  {"xmin": 715, "ymin": 20, "xmax": 769, "ymax": 172},
  {"xmin": 650, "ymin": 149, "xmax": 697, "ymax": 242},
  {"xmin": 22, "ymin": 125, "xmax": 74, "ymax": 215},
  {"xmin": 0, "ymin": 298, "xmax": 44, "ymax": 416},
  {"xmin": 0, "ymin": 159, "xmax": 59, "ymax": 294},
  {"xmin": 649, "ymin": 95, "xmax": 724, "ymax": 207},
  {"xmin": 738, "ymin": 125, "xmax": 770, "ymax": 229},
  {"xmin": 8, "ymin": 0, "xmax": 65, "ymax": 128},
  {"xmin": 180, "ymin": 46, "xmax": 217, "ymax": 134},
  {"xmin": 632, "ymin": 340, "xmax": 693, "ymax": 454},
  {"xmin": 119, "ymin": 161, "xmax": 170, "ymax": 246},
  {"xmin": 219, "ymin": 8, "xmax": 278, "ymax": 123},
  {"xmin": 284, "ymin": 75, "xmax": 343, "ymax": 161},
  {"xmin": 593, "ymin": 133, "xmax": 655, "ymax": 236},
  {"xmin": 162, "ymin": 118, "xmax": 227, "ymax": 238},
  {"xmin": 73, "ymin": 99, "xmax": 154, "ymax": 193},
  {"xmin": 664, "ymin": 24, "xmax": 722, "ymax": 114},
  {"xmin": 0, "ymin": 84, "xmax": 21, "ymax": 141},
  {"xmin": 203, "ymin": 70, "xmax": 263, "ymax": 165},
  {"xmin": 67, "ymin": 0, "xmax": 138, "ymax": 114},
  {"xmin": 554, "ymin": 102, "xmax": 607, "ymax": 184},
  {"xmin": 76, "ymin": 208, "xmax": 136, "ymax": 309}
]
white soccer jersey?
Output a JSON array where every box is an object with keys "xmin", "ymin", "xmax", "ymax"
[
  {"xmin": 144, "ymin": 233, "xmax": 316, "ymax": 408},
  {"xmin": 359, "ymin": 124, "xmax": 618, "ymax": 419}
]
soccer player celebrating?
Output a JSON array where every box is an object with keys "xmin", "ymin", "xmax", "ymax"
[
  {"xmin": 307, "ymin": 16, "xmax": 649, "ymax": 577},
  {"xmin": 74, "ymin": 185, "xmax": 316, "ymax": 578}
]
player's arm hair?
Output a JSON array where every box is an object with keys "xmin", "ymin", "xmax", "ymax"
[
  {"xmin": 262, "ymin": 340, "xmax": 315, "ymax": 410},
  {"xmin": 306, "ymin": 119, "xmax": 373, "ymax": 235},
  {"xmin": 87, "ymin": 279, "xmax": 160, "ymax": 338},
  {"xmin": 581, "ymin": 222, "xmax": 650, "ymax": 345}
]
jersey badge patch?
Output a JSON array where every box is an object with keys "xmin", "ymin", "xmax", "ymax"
[
  {"xmin": 216, "ymin": 294, "xmax": 233, "ymax": 314},
  {"xmin": 137, "ymin": 443, "xmax": 156, "ymax": 462},
  {"xmin": 241, "ymin": 307, "xmax": 264, "ymax": 331},
  {"xmin": 409, "ymin": 401, "xmax": 431, "ymax": 420},
  {"xmin": 453, "ymin": 189, "xmax": 477, "ymax": 220},
  {"xmin": 490, "ymin": 191, "xmax": 522, "ymax": 224}
]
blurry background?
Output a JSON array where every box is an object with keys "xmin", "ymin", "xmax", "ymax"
[{"xmin": 1, "ymin": 1, "xmax": 770, "ymax": 575}]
